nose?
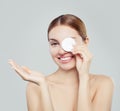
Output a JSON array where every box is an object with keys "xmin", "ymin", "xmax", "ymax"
[{"xmin": 58, "ymin": 46, "xmax": 67, "ymax": 55}]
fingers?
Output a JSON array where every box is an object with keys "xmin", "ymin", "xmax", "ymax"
[
  {"xmin": 8, "ymin": 59, "xmax": 20, "ymax": 70},
  {"xmin": 21, "ymin": 66, "xmax": 43, "ymax": 77},
  {"xmin": 72, "ymin": 45, "xmax": 93, "ymax": 62},
  {"xmin": 8, "ymin": 59, "xmax": 45, "ymax": 85},
  {"xmin": 8, "ymin": 59, "xmax": 30, "ymax": 80}
]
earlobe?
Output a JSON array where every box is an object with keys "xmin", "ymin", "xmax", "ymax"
[{"xmin": 84, "ymin": 37, "xmax": 89, "ymax": 46}]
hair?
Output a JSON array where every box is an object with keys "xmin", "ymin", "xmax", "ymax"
[{"xmin": 47, "ymin": 14, "xmax": 87, "ymax": 41}]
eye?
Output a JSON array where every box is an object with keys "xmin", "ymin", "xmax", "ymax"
[{"xmin": 50, "ymin": 42, "xmax": 59, "ymax": 46}]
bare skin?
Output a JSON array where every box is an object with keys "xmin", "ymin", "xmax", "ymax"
[
  {"xmin": 9, "ymin": 25, "xmax": 114, "ymax": 111},
  {"xmin": 46, "ymin": 72, "xmax": 113, "ymax": 111}
]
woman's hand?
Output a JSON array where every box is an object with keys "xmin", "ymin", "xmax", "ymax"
[
  {"xmin": 8, "ymin": 59, "xmax": 46, "ymax": 85},
  {"xmin": 72, "ymin": 39, "xmax": 93, "ymax": 77}
]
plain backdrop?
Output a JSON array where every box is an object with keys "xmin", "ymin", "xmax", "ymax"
[{"xmin": 0, "ymin": 0, "xmax": 119, "ymax": 111}]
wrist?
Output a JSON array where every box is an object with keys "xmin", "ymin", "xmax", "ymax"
[
  {"xmin": 79, "ymin": 73, "xmax": 90, "ymax": 81},
  {"xmin": 38, "ymin": 77, "xmax": 47, "ymax": 86}
]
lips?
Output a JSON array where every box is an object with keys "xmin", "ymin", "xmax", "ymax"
[
  {"xmin": 58, "ymin": 56, "xmax": 74, "ymax": 63},
  {"xmin": 60, "ymin": 56, "xmax": 71, "ymax": 60}
]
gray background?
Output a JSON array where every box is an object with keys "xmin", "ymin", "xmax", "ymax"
[{"xmin": 0, "ymin": 0, "xmax": 119, "ymax": 110}]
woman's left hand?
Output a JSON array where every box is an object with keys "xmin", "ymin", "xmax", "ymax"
[{"xmin": 72, "ymin": 43, "xmax": 93, "ymax": 77}]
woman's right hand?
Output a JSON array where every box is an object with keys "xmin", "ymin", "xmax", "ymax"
[{"xmin": 8, "ymin": 59, "xmax": 46, "ymax": 85}]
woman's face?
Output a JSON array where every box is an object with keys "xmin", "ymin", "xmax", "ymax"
[{"xmin": 48, "ymin": 25, "xmax": 83, "ymax": 71}]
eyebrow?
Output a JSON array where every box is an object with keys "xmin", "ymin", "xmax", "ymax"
[
  {"xmin": 48, "ymin": 36, "xmax": 76, "ymax": 42},
  {"xmin": 48, "ymin": 38, "xmax": 58, "ymax": 42}
]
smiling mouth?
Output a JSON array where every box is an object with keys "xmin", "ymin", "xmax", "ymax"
[{"xmin": 58, "ymin": 56, "xmax": 74, "ymax": 62}]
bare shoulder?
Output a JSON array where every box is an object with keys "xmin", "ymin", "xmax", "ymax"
[
  {"xmin": 26, "ymin": 82, "xmax": 41, "ymax": 95},
  {"xmin": 90, "ymin": 74, "xmax": 114, "ymax": 89},
  {"xmin": 26, "ymin": 83, "xmax": 42, "ymax": 110},
  {"xmin": 93, "ymin": 74, "xmax": 114, "ymax": 84}
]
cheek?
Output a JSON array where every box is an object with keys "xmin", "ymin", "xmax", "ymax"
[
  {"xmin": 49, "ymin": 48, "xmax": 59, "ymax": 64},
  {"xmin": 49, "ymin": 47, "xmax": 58, "ymax": 57}
]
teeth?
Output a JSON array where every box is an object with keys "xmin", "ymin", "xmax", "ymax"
[{"xmin": 60, "ymin": 57, "xmax": 71, "ymax": 61}]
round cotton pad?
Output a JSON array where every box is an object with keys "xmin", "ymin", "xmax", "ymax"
[{"xmin": 61, "ymin": 37, "xmax": 76, "ymax": 52}]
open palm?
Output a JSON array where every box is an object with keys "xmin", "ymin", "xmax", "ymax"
[{"xmin": 8, "ymin": 60, "xmax": 45, "ymax": 85}]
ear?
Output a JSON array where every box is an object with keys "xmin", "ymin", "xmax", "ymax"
[{"xmin": 84, "ymin": 37, "xmax": 89, "ymax": 46}]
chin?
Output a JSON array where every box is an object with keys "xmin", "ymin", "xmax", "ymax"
[
  {"xmin": 54, "ymin": 57, "xmax": 76, "ymax": 71},
  {"xmin": 59, "ymin": 64, "xmax": 76, "ymax": 71}
]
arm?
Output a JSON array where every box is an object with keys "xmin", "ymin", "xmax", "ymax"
[
  {"xmin": 9, "ymin": 60, "xmax": 54, "ymax": 111},
  {"xmin": 77, "ymin": 75, "xmax": 114, "ymax": 111},
  {"xmin": 72, "ymin": 39, "xmax": 114, "ymax": 111},
  {"xmin": 26, "ymin": 81, "xmax": 54, "ymax": 111},
  {"xmin": 26, "ymin": 83, "xmax": 42, "ymax": 111},
  {"xmin": 77, "ymin": 75, "xmax": 92, "ymax": 111},
  {"xmin": 73, "ymin": 43, "xmax": 93, "ymax": 111},
  {"xmin": 39, "ymin": 80, "xmax": 54, "ymax": 111},
  {"xmin": 92, "ymin": 76, "xmax": 114, "ymax": 111}
]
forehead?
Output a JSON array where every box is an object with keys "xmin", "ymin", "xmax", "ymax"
[{"xmin": 48, "ymin": 25, "xmax": 80, "ymax": 41}]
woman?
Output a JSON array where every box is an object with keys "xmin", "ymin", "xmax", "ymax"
[{"xmin": 9, "ymin": 14, "xmax": 114, "ymax": 111}]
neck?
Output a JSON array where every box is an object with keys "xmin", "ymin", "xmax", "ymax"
[{"xmin": 51, "ymin": 68, "xmax": 79, "ymax": 85}]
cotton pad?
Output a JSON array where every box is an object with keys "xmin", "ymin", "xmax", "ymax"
[{"xmin": 61, "ymin": 37, "xmax": 76, "ymax": 52}]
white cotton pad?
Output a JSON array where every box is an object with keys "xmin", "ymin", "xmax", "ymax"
[{"xmin": 61, "ymin": 37, "xmax": 76, "ymax": 52}]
